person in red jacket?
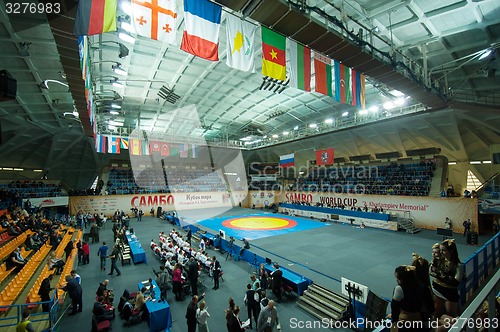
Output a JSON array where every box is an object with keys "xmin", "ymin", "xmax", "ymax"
[{"xmin": 82, "ymin": 241, "xmax": 90, "ymax": 265}]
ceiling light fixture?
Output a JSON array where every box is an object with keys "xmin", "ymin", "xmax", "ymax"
[
  {"xmin": 369, "ymin": 106, "xmax": 379, "ymax": 112},
  {"xmin": 109, "ymin": 110, "xmax": 120, "ymax": 115},
  {"xmin": 259, "ymin": 76, "xmax": 289, "ymax": 93},
  {"xmin": 112, "ymin": 63, "xmax": 128, "ymax": 76},
  {"xmin": 111, "ymin": 103, "xmax": 121, "ymax": 109},
  {"xmin": 342, "ymin": 111, "xmax": 349, "ymax": 117},
  {"xmin": 158, "ymin": 85, "xmax": 180, "ymax": 104},
  {"xmin": 91, "ymin": 41, "xmax": 129, "ymax": 58},
  {"xmin": 309, "ymin": 123, "xmax": 317, "ymax": 128},
  {"xmin": 118, "ymin": 30, "xmax": 135, "ymax": 44},
  {"xmin": 478, "ymin": 49, "xmax": 492, "ymax": 60},
  {"xmin": 324, "ymin": 118, "xmax": 333, "ymax": 124}
]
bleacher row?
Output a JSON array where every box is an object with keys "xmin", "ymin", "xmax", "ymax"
[{"xmin": 0, "ymin": 182, "xmax": 65, "ymax": 199}]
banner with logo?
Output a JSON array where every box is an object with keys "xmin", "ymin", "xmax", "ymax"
[{"xmin": 23, "ymin": 196, "xmax": 69, "ymax": 207}]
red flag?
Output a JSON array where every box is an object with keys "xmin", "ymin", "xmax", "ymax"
[
  {"xmin": 316, "ymin": 148, "xmax": 334, "ymax": 166},
  {"xmin": 160, "ymin": 142, "xmax": 170, "ymax": 156},
  {"xmin": 150, "ymin": 141, "xmax": 161, "ymax": 153}
]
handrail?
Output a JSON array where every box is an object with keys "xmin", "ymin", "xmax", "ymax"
[{"xmin": 475, "ymin": 172, "xmax": 499, "ymax": 192}]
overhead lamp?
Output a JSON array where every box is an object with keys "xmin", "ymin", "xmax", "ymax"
[
  {"xmin": 342, "ymin": 111, "xmax": 349, "ymax": 117},
  {"xmin": 390, "ymin": 89, "xmax": 405, "ymax": 97},
  {"xmin": 258, "ymin": 76, "xmax": 289, "ymax": 93},
  {"xmin": 92, "ymin": 41, "xmax": 129, "ymax": 58},
  {"xmin": 383, "ymin": 101, "xmax": 395, "ymax": 110},
  {"xmin": 448, "ymin": 162, "xmax": 457, "ymax": 165},
  {"xmin": 369, "ymin": 106, "xmax": 379, "ymax": 112},
  {"xmin": 358, "ymin": 109, "xmax": 368, "ymax": 115},
  {"xmin": 33, "ymin": 169, "xmax": 43, "ymax": 172},
  {"xmin": 394, "ymin": 98, "xmax": 405, "ymax": 106},
  {"xmin": 483, "ymin": 160, "xmax": 492, "ymax": 164},
  {"xmin": 109, "ymin": 120, "xmax": 124, "ymax": 126},
  {"xmin": 111, "ymin": 78, "xmax": 124, "ymax": 88},
  {"xmin": 109, "ymin": 110, "xmax": 120, "ymax": 115},
  {"xmin": 14, "ymin": 168, "xmax": 24, "ymax": 171},
  {"xmin": 272, "ymin": 134, "xmax": 279, "ymax": 138},
  {"xmin": 108, "ymin": 124, "xmax": 117, "ymax": 130},
  {"xmin": 112, "ymin": 63, "xmax": 128, "ymax": 76},
  {"xmin": 158, "ymin": 85, "xmax": 180, "ymax": 104},
  {"xmin": 470, "ymin": 161, "xmax": 481, "ymax": 164},
  {"xmin": 283, "ymin": 131, "xmax": 289, "ymax": 136},
  {"xmin": 118, "ymin": 30, "xmax": 135, "ymax": 44},
  {"xmin": 111, "ymin": 103, "xmax": 121, "ymax": 109},
  {"xmin": 309, "ymin": 123, "xmax": 317, "ymax": 128},
  {"xmin": 293, "ymin": 125, "xmax": 299, "ymax": 130},
  {"xmin": 324, "ymin": 118, "xmax": 333, "ymax": 124},
  {"xmin": 478, "ymin": 49, "xmax": 492, "ymax": 60}
]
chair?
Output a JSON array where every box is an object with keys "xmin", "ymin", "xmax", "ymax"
[
  {"xmin": 92, "ymin": 315, "xmax": 111, "ymax": 332},
  {"xmin": 121, "ymin": 251, "xmax": 131, "ymax": 266}
]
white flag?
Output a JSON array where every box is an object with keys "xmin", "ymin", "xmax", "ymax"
[
  {"xmin": 131, "ymin": 0, "xmax": 178, "ymax": 44},
  {"xmin": 225, "ymin": 15, "xmax": 256, "ymax": 72}
]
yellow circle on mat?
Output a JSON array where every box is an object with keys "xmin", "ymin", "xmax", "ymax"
[{"xmin": 222, "ymin": 217, "xmax": 297, "ymax": 230}]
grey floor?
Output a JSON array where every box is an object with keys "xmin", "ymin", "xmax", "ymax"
[{"xmin": 56, "ymin": 207, "xmax": 490, "ymax": 332}]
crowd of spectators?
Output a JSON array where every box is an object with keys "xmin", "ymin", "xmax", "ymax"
[
  {"xmin": 294, "ymin": 160, "xmax": 435, "ymax": 196},
  {"xmin": 0, "ymin": 181, "xmax": 64, "ymax": 199}
]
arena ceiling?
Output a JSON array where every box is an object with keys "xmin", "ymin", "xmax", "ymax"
[{"xmin": 0, "ymin": 0, "xmax": 499, "ymax": 188}]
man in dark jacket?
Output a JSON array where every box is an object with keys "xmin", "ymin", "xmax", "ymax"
[
  {"xmin": 270, "ymin": 263, "xmax": 283, "ymax": 303},
  {"xmin": 38, "ymin": 274, "xmax": 54, "ymax": 312},
  {"xmin": 60, "ymin": 275, "xmax": 82, "ymax": 315},
  {"xmin": 188, "ymin": 258, "xmax": 199, "ymax": 295},
  {"xmin": 93, "ymin": 296, "xmax": 114, "ymax": 322},
  {"xmin": 185, "ymin": 294, "xmax": 204, "ymax": 332}
]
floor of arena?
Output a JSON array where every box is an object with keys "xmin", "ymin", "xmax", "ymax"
[{"xmin": 57, "ymin": 207, "xmax": 490, "ymax": 332}]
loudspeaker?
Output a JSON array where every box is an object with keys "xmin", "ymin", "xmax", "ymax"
[{"xmin": 0, "ymin": 70, "xmax": 17, "ymax": 102}]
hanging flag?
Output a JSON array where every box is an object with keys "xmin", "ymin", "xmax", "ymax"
[
  {"xmin": 314, "ymin": 52, "xmax": 332, "ymax": 96},
  {"xmin": 78, "ymin": 36, "xmax": 89, "ymax": 80},
  {"xmin": 351, "ymin": 69, "xmax": 366, "ymax": 108},
  {"xmin": 170, "ymin": 144, "xmax": 179, "ymax": 157},
  {"xmin": 108, "ymin": 137, "xmax": 121, "ymax": 154},
  {"xmin": 261, "ymin": 27, "xmax": 286, "ymax": 81},
  {"xmin": 288, "ymin": 39, "xmax": 311, "ymax": 91},
  {"xmin": 142, "ymin": 140, "xmax": 151, "ymax": 155},
  {"xmin": 280, "ymin": 153, "xmax": 295, "ymax": 168},
  {"xmin": 161, "ymin": 142, "xmax": 170, "ymax": 156},
  {"xmin": 191, "ymin": 143, "xmax": 198, "ymax": 158},
  {"xmin": 120, "ymin": 138, "xmax": 129, "ymax": 149},
  {"xmin": 180, "ymin": 0, "xmax": 222, "ymax": 61},
  {"xmin": 225, "ymin": 14, "xmax": 257, "ymax": 72},
  {"xmin": 150, "ymin": 141, "xmax": 162, "ymax": 154},
  {"xmin": 334, "ymin": 61, "xmax": 352, "ymax": 104},
  {"xmin": 130, "ymin": 139, "xmax": 141, "ymax": 155},
  {"xmin": 131, "ymin": 0, "xmax": 177, "ymax": 43},
  {"xmin": 316, "ymin": 148, "xmax": 335, "ymax": 166},
  {"xmin": 95, "ymin": 135, "xmax": 107, "ymax": 153},
  {"xmin": 179, "ymin": 143, "xmax": 188, "ymax": 158},
  {"xmin": 74, "ymin": 0, "xmax": 118, "ymax": 36}
]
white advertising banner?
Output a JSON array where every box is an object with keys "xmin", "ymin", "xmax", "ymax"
[
  {"xmin": 23, "ymin": 196, "xmax": 69, "ymax": 207},
  {"xmin": 266, "ymin": 191, "xmax": 478, "ymax": 232},
  {"xmin": 69, "ymin": 191, "xmax": 248, "ymax": 216}
]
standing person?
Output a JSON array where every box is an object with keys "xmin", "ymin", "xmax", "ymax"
[
  {"xmin": 270, "ymin": 263, "xmax": 283, "ymax": 303},
  {"xmin": 411, "ymin": 253, "xmax": 435, "ymax": 328},
  {"xmin": 172, "ymin": 263, "xmax": 183, "ymax": 300},
  {"xmin": 444, "ymin": 217, "xmax": 452, "ymax": 230},
  {"xmin": 107, "ymin": 245, "xmax": 121, "ymax": 276},
  {"xmin": 434, "ymin": 239, "xmax": 463, "ymax": 317},
  {"xmin": 229, "ymin": 306, "xmax": 246, "ymax": 332},
  {"xmin": 60, "ymin": 275, "xmax": 83, "ymax": 315},
  {"xmin": 463, "ymin": 219, "xmax": 471, "ymax": 237},
  {"xmin": 82, "ymin": 241, "xmax": 90, "ymax": 265},
  {"xmin": 188, "ymin": 257, "xmax": 199, "ymax": 296},
  {"xmin": 185, "ymin": 294, "xmax": 204, "ymax": 332},
  {"xmin": 257, "ymin": 300, "xmax": 281, "ymax": 332},
  {"xmin": 258, "ymin": 263, "xmax": 269, "ymax": 289},
  {"xmin": 64, "ymin": 240, "xmax": 74, "ymax": 261},
  {"xmin": 196, "ymin": 300, "xmax": 210, "ymax": 332},
  {"xmin": 186, "ymin": 228, "xmax": 192, "ymax": 245},
  {"xmin": 244, "ymin": 283, "xmax": 259, "ymax": 330},
  {"xmin": 430, "ymin": 243, "xmax": 446, "ymax": 318},
  {"xmin": 224, "ymin": 298, "xmax": 236, "ymax": 332},
  {"xmin": 97, "ymin": 242, "xmax": 108, "ymax": 271},
  {"xmin": 38, "ymin": 274, "xmax": 54, "ymax": 312},
  {"xmin": 212, "ymin": 256, "xmax": 221, "ymax": 290},
  {"xmin": 390, "ymin": 265, "xmax": 423, "ymax": 330},
  {"xmin": 16, "ymin": 310, "xmax": 35, "ymax": 332},
  {"xmin": 138, "ymin": 209, "xmax": 143, "ymax": 222},
  {"xmin": 156, "ymin": 265, "xmax": 169, "ymax": 301},
  {"xmin": 76, "ymin": 239, "xmax": 84, "ymax": 265}
]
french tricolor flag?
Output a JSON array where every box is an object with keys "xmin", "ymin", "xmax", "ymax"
[
  {"xmin": 280, "ymin": 153, "xmax": 295, "ymax": 168},
  {"xmin": 180, "ymin": 0, "xmax": 222, "ymax": 61}
]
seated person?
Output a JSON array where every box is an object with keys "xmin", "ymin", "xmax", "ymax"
[
  {"xmin": 6, "ymin": 247, "xmax": 27, "ymax": 272},
  {"xmin": 96, "ymin": 279, "xmax": 110, "ymax": 297},
  {"xmin": 93, "ymin": 296, "xmax": 115, "ymax": 322},
  {"xmin": 132, "ymin": 287, "xmax": 149, "ymax": 311},
  {"xmin": 47, "ymin": 251, "xmax": 65, "ymax": 275}
]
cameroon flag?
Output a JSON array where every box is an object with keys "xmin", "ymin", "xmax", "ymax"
[{"xmin": 262, "ymin": 27, "xmax": 286, "ymax": 81}]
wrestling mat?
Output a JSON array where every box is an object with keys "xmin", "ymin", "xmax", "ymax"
[{"xmin": 197, "ymin": 213, "xmax": 329, "ymax": 240}]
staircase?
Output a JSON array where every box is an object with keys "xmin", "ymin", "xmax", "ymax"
[
  {"xmin": 397, "ymin": 218, "xmax": 421, "ymax": 234},
  {"xmin": 297, "ymin": 283, "xmax": 350, "ymax": 323}
]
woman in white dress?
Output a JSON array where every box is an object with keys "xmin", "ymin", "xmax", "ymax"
[{"xmin": 196, "ymin": 300, "xmax": 210, "ymax": 332}]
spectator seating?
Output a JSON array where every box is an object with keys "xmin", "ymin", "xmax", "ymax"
[
  {"xmin": 0, "ymin": 180, "xmax": 65, "ymax": 198},
  {"xmin": 296, "ymin": 160, "xmax": 435, "ymax": 197}
]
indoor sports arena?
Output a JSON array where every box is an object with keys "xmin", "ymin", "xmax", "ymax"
[{"xmin": 0, "ymin": 1, "xmax": 499, "ymax": 332}]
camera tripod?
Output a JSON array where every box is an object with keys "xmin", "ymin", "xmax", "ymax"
[
  {"xmin": 248, "ymin": 253, "xmax": 258, "ymax": 274},
  {"xmin": 226, "ymin": 242, "xmax": 235, "ymax": 261}
]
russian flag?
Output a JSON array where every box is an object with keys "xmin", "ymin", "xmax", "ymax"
[
  {"xmin": 180, "ymin": 0, "xmax": 222, "ymax": 61},
  {"xmin": 280, "ymin": 153, "xmax": 295, "ymax": 167}
]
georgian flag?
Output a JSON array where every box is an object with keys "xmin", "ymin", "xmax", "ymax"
[{"xmin": 132, "ymin": 0, "xmax": 178, "ymax": 43}]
